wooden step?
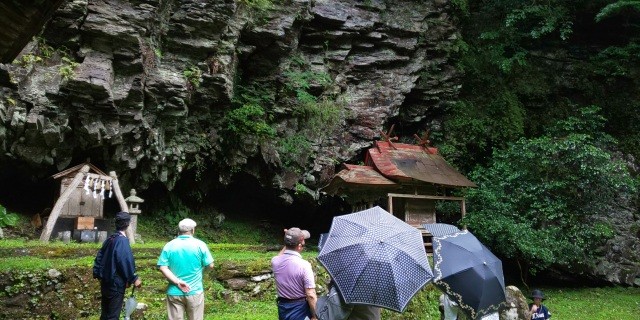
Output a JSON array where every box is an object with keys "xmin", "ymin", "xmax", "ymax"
[{"xmin": 412, "ymin": 225, "xmax": 434, "ymax": 254}]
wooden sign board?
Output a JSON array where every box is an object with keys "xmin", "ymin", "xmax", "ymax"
[{"xmin": 75, "ymin": 216, "xmax": 95, "ymax": 230}]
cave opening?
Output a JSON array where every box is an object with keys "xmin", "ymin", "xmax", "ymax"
[
  {"xmin": 0, "ymin": 160, "xmax": 59, "ymax": 216},
  {"xmin": 139, "ymin": 169, "xmax": 351, "ymax": 241}
]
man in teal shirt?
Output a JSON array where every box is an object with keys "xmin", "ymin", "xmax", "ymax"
[{"xmin": 157, "ymin": 218, "xmax": 214, "ymax": 320}]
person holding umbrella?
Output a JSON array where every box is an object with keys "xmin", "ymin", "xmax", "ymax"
[
  {"xmin": 317, "ymin": 279, "xmax": 381, "ymax": 320},
  {"xmin": 316, "ymin": 233, "xmax": 380, "ymax": 320},
  {"xmin": 317, "ymin": 206, "xmax": 433, "ymax": 313},
  {"xmin": 272, "ymin": 227, "xmax": 318, "ymax": 320},
  {"xmin": 93, "ymin": 211, "xmax": 142, "ymax": 320},
  {"xmin": 529, "ymin": 289, "xmax": 551, "ymax": 320}
]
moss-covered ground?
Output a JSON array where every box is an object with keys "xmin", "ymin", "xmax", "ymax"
[{"xmin": 0, "ymin": 215, "xmax": 638, "ymax": 319}]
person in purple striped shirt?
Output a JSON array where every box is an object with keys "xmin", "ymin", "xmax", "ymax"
[{"xmin": 272, "ymin": 227, "xmax": 317, "ymax": 320}]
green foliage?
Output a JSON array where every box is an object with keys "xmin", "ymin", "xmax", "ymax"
[
  {"xmin": 238, "ymin": 0, "xmax": 274, "ymax": 12},
  {"xmin": 277, "ymin": 56, "xmax": 343, "ymax": 170},
  {"xmin": 13, "ymin": 38, "xmax": 57, "ymax": 67},
  {"xmin": 451, "ymin": 0, "xmax": 640, "ymax": 165},
  {"xmin": 277, "ymin": 97, "xmax": 344, "ymax": 169},
  {"xmin": 505, "ymin": 5, "xmax": 573, "ymax": 40},
  {"xmin": 11, "ymin": 38, "xmax": 79, "ymax": 82},
  {"xmin": 441, "ymin": 91, "xmax": 525, "ymax": 171},
  {"xmin": 223, "ymin": 104, "xmax": 275, "ymax": 139},
  {"xmin": 16, "ymin": 53, "xmax": 43, "ymax": 67},
  {"xmin": 140, "ymin": 196, "xmax": 276, "ymax": 244},
  {"xmin": 450, "ymin": 0, "xmax": 469, "ymax": 15},
  {"xmin": 463, "ymin": 107, "xmax": 637, "ymax": 274},
  {"xmin": 183, "ymin": 66, "xmax": 203, "ymax": 89},
  {"xmin": 234, "ymin": 81, "xmax": 276, "ymax": 107},
  {"xmin": 279, "ymin": 134, "xmax": 312, "ymax": 168},
  {"xmin": 223, "ymin": 81, "xmax": 277, "ymax": 146},
  {"xmin": 138, "ymin": 194, "xmax": 192, "ymax": 239},
  {"xmin": 595, "ymin": 0, "xmax": 640, "ymax": 22},
  {"xmin": 237, "ymin": 0, "xmax": 275, "ymax": 24},
  {"xmin": 590, "ymin": 42, "xmax": 640, "ymax": 78},
  {"xmin": 465, "ymin": 1, "xmax": 583, "ymax": 74},
  {"xmin": 0, "ymin": 205, "xmax": 19, "ymax": 228},
  {"xmin": 293, "ymin": 97, "xmax": 343, "ymax": 134},
  {"xmin": 294, "ymin": 182, "xmax": 308, "ymax": 195},
  {"xmin": 380, "ymin": 284, "xmax": 442, "ymax": 319},
  {"xmin": 283, "ymin": 69, "xmax": 331, "ymax": 104},
  {"xmin": 58, "ymin": 56, "xmax": 79, "ymax": 81}
]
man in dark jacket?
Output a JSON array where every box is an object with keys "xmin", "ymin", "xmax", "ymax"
[{"xmin": 93, "ymin": 211, "xmax": 142, "ymax": 320}]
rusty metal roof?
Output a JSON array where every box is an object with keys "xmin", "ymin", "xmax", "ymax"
[
  {"xmin": 365, "ymin": 141, "xmax": 476, "ymax": 188},
  {"xmin": 322, "ymin": 164, "xmax": 399, "ymax": 195},
  {"xmin": 0, "ymin": 0, "xmax": 66, "ymax": 63}
]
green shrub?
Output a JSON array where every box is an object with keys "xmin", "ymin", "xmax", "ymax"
[
  {"xmin": 58, "ymin": 56, "xmax": 79, "ymax": 81},
  {"xmin": 279, "ymin": 134, "xmax": 312, "ymax": 168},
  {"xmin": 0, "ymin": 205, "xmax": 19, "ymax": 228},
  {"xmin": 223, "ymin": 104, "xmax": 275, "ymax": 139},
  {"xmin": 463, "ymin": 106, "xmax": 637, "ymax": 275},
  {"xmin": 183, "ymin": 66, "xmax": 203, "ymax": 89}
]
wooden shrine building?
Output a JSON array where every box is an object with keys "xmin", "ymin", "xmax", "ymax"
[
  {"xmin": 40, "ymin": 162, "xmax": 135, "ymax": 243},
  {"xmin": 323, "ymin": 131, "xmax": 476, "ymax": 252}
]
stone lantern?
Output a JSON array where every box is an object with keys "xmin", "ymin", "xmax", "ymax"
[{"xmin": 125, "ymin": 189, "xmax": 144, "ymax": 236}]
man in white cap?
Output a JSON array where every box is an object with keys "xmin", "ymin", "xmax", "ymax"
[
  {"xmin": 272, "ymin": 227, "xmax": 317, "ymax": 320},
  {"xmin": 157, "ymin": 218, "xmax": 214, "ymax": 320}
]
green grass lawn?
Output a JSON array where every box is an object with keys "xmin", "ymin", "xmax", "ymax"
[
  {"xmin": 1, "ymin": 239, "xmax": 639, "ymax": 319},
  {"xmin": 542, "ymin": 286, "xmax": 640, "ymax": 320}
]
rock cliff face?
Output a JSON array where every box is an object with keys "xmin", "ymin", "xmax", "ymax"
[{"xmin": 0, "ymin": 0, "xmax": 461, "ymax": 199}]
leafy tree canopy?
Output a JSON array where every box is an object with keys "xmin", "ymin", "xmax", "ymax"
[{"xmin": 463, "ymin": 106, "xmax": 637, "ymax": 274}]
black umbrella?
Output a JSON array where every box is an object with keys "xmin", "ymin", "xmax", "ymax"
[
  {"xmin": 432, "ymin": 230, "xmax": 506, "ymax": 320},
  {"xmin": 317, "ymin": 206, "xmax": 433, "ymax": 312}
]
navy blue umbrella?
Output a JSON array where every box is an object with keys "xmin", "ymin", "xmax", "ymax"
[
  {"xmin": 317, "ymin": 206, "xmax": 433, "ymax": 312},
  {"xmin": 432, "ymin": 230, "xmax": 506, "ymax": 320}
]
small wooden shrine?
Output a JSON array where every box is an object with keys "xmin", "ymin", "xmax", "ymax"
[
  {"xmin": 323, "ymin": 128, "xmax": 476, "ymax": 251},
  {"xmin": 40, "ymin": 162, "xmax": 135, "ymax": 243}
]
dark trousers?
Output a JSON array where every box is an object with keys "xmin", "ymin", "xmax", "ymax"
[
  {"xmin": 277, "ymin": 299, "xmax": 311, "ymax": 320},
  {"xmin": 100, "ymin": 285, "xmax": 125, "ymax": 320}
]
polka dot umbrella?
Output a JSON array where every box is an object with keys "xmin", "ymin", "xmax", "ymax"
[{"xmin": 317, "ymin": 206, "xmax": 433, "ymax": 312}]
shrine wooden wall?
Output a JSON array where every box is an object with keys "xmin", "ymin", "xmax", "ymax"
[{"xmin": 59, "ymin": 176, "xmax": 104, "ymax": 218}]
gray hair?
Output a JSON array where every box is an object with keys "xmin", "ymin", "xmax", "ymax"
[{"xmin": 178, "ymin": 218, "xmax": 197, "ymax": 232}]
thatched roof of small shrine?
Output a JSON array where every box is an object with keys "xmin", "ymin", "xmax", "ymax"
[{"xmin": 52, "ymin": 162, "xmax": 107, "ymax": 179}]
